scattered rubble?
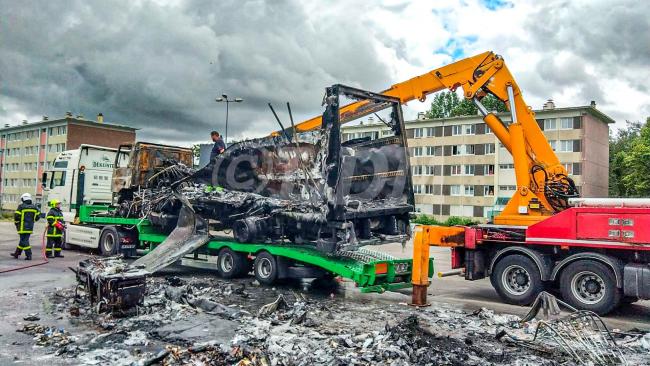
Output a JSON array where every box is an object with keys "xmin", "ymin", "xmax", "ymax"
[{"xmin": 16, "ymin": 275, "xmax": 650, "ymax": 365}]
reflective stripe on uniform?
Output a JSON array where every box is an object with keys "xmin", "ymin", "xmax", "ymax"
[
  {"xmin": 17, "ymin": 245, "xmax": 32, "ymax": 250},
  {"xmin": 54, "ymin": 248, "xmax": 62, "ymax": 251},
  {"xmin": 47, "ymin": 215, "xmax": 65, "ymax": 237},
  {"xmin": 17, "ymin": 209, "xmax": 39, "ymax": 233},
  {"xmin": 45, "ymin": 248, "xmax": 53, "ymax": 252}
]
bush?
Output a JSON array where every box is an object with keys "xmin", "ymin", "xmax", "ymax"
[{"xmin": 411, "ymin": 214, "xmax": 476, "ymax": 227}]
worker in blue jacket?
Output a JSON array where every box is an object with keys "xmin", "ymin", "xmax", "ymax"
[{"xmin": 11, "ymin": 193, "xmax": 40, "ymax": 260}]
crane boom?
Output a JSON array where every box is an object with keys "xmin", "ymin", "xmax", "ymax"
[{"xmin": 281, "ymin": 51, "xmax": 578, "ymax": 226}]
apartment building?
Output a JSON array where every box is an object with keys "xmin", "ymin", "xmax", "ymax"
[
  {"xmin": 0, "ymin": 113, "xmax": 137, "ymax": 210},
  {"xmin": 341, "ymin": 101, "xmax": 614, "ymax": 222}
]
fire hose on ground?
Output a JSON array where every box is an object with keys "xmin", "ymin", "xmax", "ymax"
[{"xmin": 0, "ymin": 229, "xmax": 50, "ymax": 274}]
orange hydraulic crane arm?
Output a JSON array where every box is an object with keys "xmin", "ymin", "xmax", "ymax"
[{"xmin": 283, "ymin": 51, "xmax": 578, "ymax": 226}]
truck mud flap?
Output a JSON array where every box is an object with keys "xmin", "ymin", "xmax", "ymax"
[{"xmin": 130, "ymin": 194, "xmax": 209, "ymax": 274}]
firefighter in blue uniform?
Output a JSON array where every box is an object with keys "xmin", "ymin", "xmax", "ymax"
[
  {"xmin": 11, "ymin": 193, "xmax": 40, "ymax": 260},
  {"xmin": 46, "ymin": 199, "xmax": 66, "ymax": 258}
]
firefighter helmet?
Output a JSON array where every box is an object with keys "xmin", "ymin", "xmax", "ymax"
[
  {"xmin": 20, "ymin": 193, "xmax": 32, "ymax": 202},
  {"xmin": 49, "ymin": 199, "xmax": 60, "ymax": 208}
]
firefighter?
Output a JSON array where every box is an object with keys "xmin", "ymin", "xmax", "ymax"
[
  {"xmin": 46, "ymin": 199, "xmax": 66, "ymax": 258},
  {"xmin": 11, "ymin": 193, "xmax": 40, "ymax": 260}
]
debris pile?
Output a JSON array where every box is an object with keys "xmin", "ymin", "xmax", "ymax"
[
  {"xmin": 22, "ymin": 275, "xmax": 650, "ymax": 365},
  {"xmin": 17, "ymin": 323, "xmax": 75, "ymax": 349}
]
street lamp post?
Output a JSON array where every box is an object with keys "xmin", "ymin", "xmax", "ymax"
[{"xmin": 215, "ymin": 94, "xmax": 243, "ymax": 145}]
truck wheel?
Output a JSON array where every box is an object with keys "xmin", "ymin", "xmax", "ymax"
[
  {"xmin": 99, "ymin": 226, "xmax": 119, "ymax": 256},
  {"xmin": 491, "ymin": 254, "xmax": 544, "ymax": 306},
  {"xmin": 217, "ymin": 247, "xmax": 249, "ymax": 278},
  {"xmin": 254, "ymin": 251, "xmax": 278, "ymax": 285},
  {"xmin": 559, "ymin": 260, "xmax": 621, "ymax": 315}
]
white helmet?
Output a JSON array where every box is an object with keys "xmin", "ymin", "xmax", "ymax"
[{"xmin": 21, "ymin": 193, "xmax": 32, "ymax": 202}]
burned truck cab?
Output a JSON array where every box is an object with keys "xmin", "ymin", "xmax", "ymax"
[{"xmin": 202, "ymin": 84, "xmax": 414, "ymax": 253}]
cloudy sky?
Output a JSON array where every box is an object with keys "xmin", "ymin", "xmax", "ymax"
[{"xmin": 1, "ymin": 0, "xmax": 648, "ymax": 145}]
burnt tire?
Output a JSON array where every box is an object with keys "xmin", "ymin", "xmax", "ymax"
[
  {"xmin": 254, "ymin": 251, "xmax": 278, "ymax": 285},
  {"xmin": 559, "ymin": 260, "xmax": 621, "ymax": 315},
  {"xmin": 99, "ymin": 226, "xmax": 119, "ymax": 256},
  {"xmin": 491, "ymin": 254, "xmax": 544, "ymax": 306},
  {"xmin": 216, "ymin": 247, "xmax": 249, "ymax": 278}
]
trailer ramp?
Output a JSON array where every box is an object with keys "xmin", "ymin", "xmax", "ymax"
[{"xmin": 130, "ymin": 196, "xmax": 209, "ymax": 274}]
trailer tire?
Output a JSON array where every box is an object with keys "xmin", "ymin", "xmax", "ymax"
[
  {"xmin": 217, "ymin": 247, "xmax": 249, "ymax": 278},
  {"xmin": 254, "ymin": 251, "xmax": 278, "ymax": 285},
  {"xmin": 491, "ymin": 254, "xmax": 544, "ymax": 306},
  {"xmin": 99, "ymin": 226, "xmax": 119, "ymax": 256},
  {"xmin": 559, "ymin": 260, "xmax": 621, "ymax": 315}
]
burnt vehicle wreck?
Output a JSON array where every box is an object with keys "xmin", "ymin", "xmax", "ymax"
[{"xmin": 190, "ymin": 84, "xmax": 415, "ymax": 252}]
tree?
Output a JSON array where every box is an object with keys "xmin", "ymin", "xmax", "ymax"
[
  {"xmin": 620, "ymin": 118, "xmax": 650, "ymax": 196},
  {"xmin": 609, "ymin": 121, "xmax": 642, "ymax": 197},
  {"xmin": 425, "ymin": 91, "xmax": 507, "ymax": 118}
]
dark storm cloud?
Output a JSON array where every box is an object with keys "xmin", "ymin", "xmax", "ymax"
[
  {"xmin": 521, "ymin": 0, "xmax": 650, "ymax": 113},
  {"xmin": 0, "ymin": 0, "xmax": 392, "ymax": 143}
]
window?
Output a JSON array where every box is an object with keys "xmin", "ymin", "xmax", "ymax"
[
  {"xmin": 499, "ymin": 164, "xmax": 515, "ymax": 170},
  {"xmin": 484, "ymin": 185, "xmax": 495, "ymax": 196},
  {"xmin": 485, "ymin": 124, "xmax": 493, "ymax": 134},
  {"xmin": 381, "ymin": 130, "xmax": 392, "ymax": 136},
  {"xmin": 412, "ymin": 165, "xmax": 423, "ymax": 175},
  {"xmin": 425, "ymin": 128, "xmax": 434, "ymax": 137},
  {"xmin": 425, "ymin": 184, "xmax": 434, "ymax": 194},
  {"xmin": 485, "ymin": 143, "xmax": 496, "ymax": 155},
  {"xmin": 549, "ymin": 140, "xmax": 557, "ymax": 151},
  {"xmin": 464, "ymin": 185, "xmax": 474, "ymax": 196},
  {"xmin": 413, "ymin": 185, "xmax": 423, "ymax": 194},
  {"xmin": 544, "ymin": 119, "xmax": 557, "ymax": 130},
  {"xmin": 464, "ymin": 164, "xmax": 474, "ymax": 176},
  {"xmin": 558, "ymin": 140, "xmax": 573, "ymax": 152},
  {"xmin": 451, "ymin": 165, "xmax": 462, "ymax": 176},
  {"xmin": 50, "ymin": 171, "xmax": 66, "ymax": 188},
  {"xmin": 485, "ymin": 164, "xmax": 495, "ymax": 175},
  {"xmin": 450, "ymin": 185, "xmax": 461, "ymax": 196},
  {"xmin": 465, "ymin": 144, "xmax": 475, "ymax": 155},
  {"xmin": 414, "ymin": 128, "xmax": 424, "ymax": 138},
  {"xmin": 463, "ymin": 124, "xmax": 475, "ymax": 135},
  {"xmin": 560, "ymin": 118, "xmax": 573, "ymax": 129},
  {"xmin": 450, "ymin": 205, "xmax": 463, "ymax": 216},
  {"xmin": 452, "ymin": 145, "xmax": 462, "ymax": 156},
  {"xmin": 499, "ymin": 185, "xmax": 517, "ymax": 192},
  {"xmin": 426, "ymin": 146, "xmax": 435, "ymax": 156},
  {"xmin": 452, "ymin": 125, "xmax": 462, "ymax": 136},
  {"xmin": 413, "ymin": 146, "xmax": 423, "ymax": 156},
  {"xmin": 563, "ymin": 163, "xmax": 573, "ymax": 174},
  {"xmin": 425, "ymin": 165, "xmax": 435, "ymax": 175}
]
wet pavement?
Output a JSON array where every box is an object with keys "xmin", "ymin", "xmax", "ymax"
[{"xmin": 1, "ymin": 221, "xmax": 650, "ymax": 365}]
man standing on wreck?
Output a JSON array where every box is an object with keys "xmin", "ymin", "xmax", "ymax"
[{"xmin": 210, "ymin": 131, "xmax": 226, "ymax": 160}]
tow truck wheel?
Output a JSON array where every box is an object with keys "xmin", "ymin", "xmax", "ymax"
[
  {"xmin": 99, "ymin": 226, "xmax": 119, "ymax": 256},
  {"xmin": 217, "ymin": 247, "xmax": 248, "ymax": 278},
  {"xmin": 254, "ymin": 251, "xmax": 278, "ymax": 285},
  {"xmin": 559, "ymin": 260, "xmax": 621, "ymax": 315},
  {"xmin": 491, "ymin": 254, "xmax": 544, "ymax": 305}
]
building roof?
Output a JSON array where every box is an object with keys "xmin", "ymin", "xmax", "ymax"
[
  {"xmin": 0, "ymin": 116, "xmax": 139, "ymax": 133},
  {"xmin": 341, "ymin": 105, "xmax": 616, "ymax": 131}
]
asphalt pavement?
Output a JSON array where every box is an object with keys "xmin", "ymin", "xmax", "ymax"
[{"xmin": 1, "ymin": 221, "xmax": 649, "ymax": 365}]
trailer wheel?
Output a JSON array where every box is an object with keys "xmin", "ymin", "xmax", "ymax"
[
  {"xmin": 491, "ymin": 254, "xmax": 544, "ymax": 305},
  {"xmin": 559, "ymin": 260, "xmax": 621, "ymax": 315},
  {"xmin": 99, "ymin": 226, "xmax": 119, "ymax": 256},
  {"xmin": 254, "ymin": 251, "xmax": 278, "ymax": 285},
  {"xmin": 217, "ymin": 247, "xmax": 249, "ymax": 278}
]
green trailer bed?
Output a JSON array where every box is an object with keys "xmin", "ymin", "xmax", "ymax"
[{"xmin": 77, "ymin": 204, "xmax": 434, "ymax": 293}]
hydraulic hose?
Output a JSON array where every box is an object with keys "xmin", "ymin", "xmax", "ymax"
[{"xmin": 0, "ymin": 228, "xmax": 49, "ymax": 274}]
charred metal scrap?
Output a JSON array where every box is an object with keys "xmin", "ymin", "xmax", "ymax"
[{"xmin": 191, "ymin": 84, "xmax": 415, "ymax": 252}]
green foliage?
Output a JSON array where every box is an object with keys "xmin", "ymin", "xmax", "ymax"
[
  {"xmin": 411, "ymin": 214, "xmax": 476, "ymax": 226},
  {"xmin": 425, "ymin": 91, "xmax": 507, "ymax": 118},
  {"xmin": 609, "ymin": 121, "xmax": 642, "ymax": 197},
  {"xmin": 620, "ymin": 118, "xmax": 650, "ymax": 196}
]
